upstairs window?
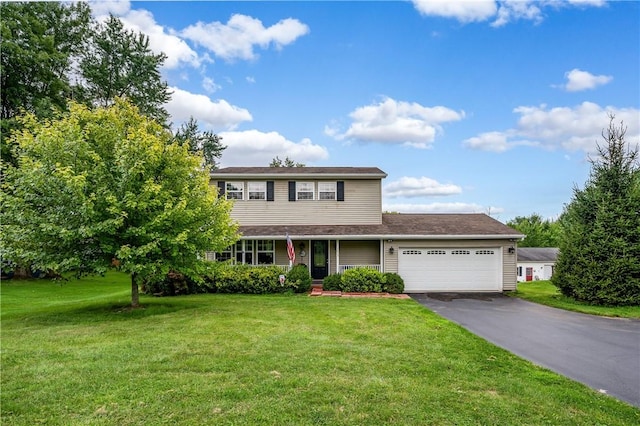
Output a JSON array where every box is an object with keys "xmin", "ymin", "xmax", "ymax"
[
  {"xmin": 248, "ymin": 181, "xmax": 267, "ymax": 200},
  {"xmin": 318, "ymin": 182, "xmax": 337, "ymax": 200},
  {"xmin": 296, "ymin": 182, "xmax": 314, "ymax": 200},
  {"xmin": 226, "ymin": 181, "xmax": 244, "ymax": 200}
]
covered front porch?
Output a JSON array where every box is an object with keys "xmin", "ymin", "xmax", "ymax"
[{"xmin": 207, "ymin": 238, "xmax": 386, "ymax": 280}]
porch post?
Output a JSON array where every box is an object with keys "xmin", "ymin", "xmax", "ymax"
[{"xmin": 336, "ymin": 239, "xmax": 340, "ymax": 274}]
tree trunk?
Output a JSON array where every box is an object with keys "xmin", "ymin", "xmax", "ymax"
[{"xmin": 131, "ymin": 272, "xmax": 140, "ymax": 308}]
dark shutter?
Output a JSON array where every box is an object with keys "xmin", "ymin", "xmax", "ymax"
[
  {"xmin": 217, "ymin": 181, "xmax": 225, "ymax": 198},
  {"xmin": 266, "ymin": 181, "xmax": 274, "ymax": 201},
  {"xmin": 288, "ymin": 181, "xmax": 296, "ymax": 201},
  {"xmin": 337, "ymin": 181, "xmax": 345, "ymax": 201}
]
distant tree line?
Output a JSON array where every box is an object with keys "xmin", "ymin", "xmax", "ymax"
[{"xmin": 506, "ymin": 214, "xmax": 561, "ymax": 247}]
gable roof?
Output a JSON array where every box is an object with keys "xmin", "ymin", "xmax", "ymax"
[
  {"xmin": 212, "ymin": 167, "xmax": 387, "ymax": 179},
  {"xmin": 238, "ymin": 213, "xmax": 524, "ymax": 240},
  {"xmin": 517, "ymin": 247, "xmax": 559, "ymax": 262}
]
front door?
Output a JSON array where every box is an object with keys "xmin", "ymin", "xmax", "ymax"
[
  {"xmin": 311, "ymin": 240, "xmax": 329, "ymax": 279},
  {"xmin": 526, "ymin": 267, "xmax": 534, "ymax": 281}
]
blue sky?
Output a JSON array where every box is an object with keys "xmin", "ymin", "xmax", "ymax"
[{"xmin": 91, "ymin": 0, "xmax": 640, "ymax": 221}]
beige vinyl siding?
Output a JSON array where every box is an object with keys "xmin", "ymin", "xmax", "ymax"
[
  {"xmin": 217, "ymin": 179, "xmax": 382, "ymax": 226},
  {"xmin": 383, "ymin": 239, "xmax": 517, "ymax": 291},
  {"xmin": 338, "ymin": 240, "xmax": 380, "ymax": 265},
  {"xmin": 329, "ymin": 241, "xmax": 337, "ymax": 275},
  {"xmin": 502, "ymin": 244, "xmax": 517, "ymax": 291}
]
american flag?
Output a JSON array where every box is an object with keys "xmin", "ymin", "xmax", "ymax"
[{"xmin": 286, "ymin": 234, "xmax": 295, "ymax": 264}]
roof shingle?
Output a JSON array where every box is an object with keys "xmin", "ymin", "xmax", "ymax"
[{"xmin": 238, "ymin": 213, "xmax": 523, "ymax": 239}]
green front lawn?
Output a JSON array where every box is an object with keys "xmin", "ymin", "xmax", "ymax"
[
  {"xmin": 512, "ymin": 280, "xmax": 640, "ymax": 318},
  {"xmin": 2, "ymin": 273, "xmax": 638, "ymax": 425}
]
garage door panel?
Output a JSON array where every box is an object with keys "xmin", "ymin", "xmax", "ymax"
[{"xmin": 400, "ymin": 248, "xmax": 501, "ymax": 292}]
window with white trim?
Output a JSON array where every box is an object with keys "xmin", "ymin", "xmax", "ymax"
[
  {"xmin": 248, "ymin": 181, "xmax": 267, "ymax": 200},
  {"xmin": 257, "ymin": 240, "xmax": 274, "ymax": 264},
  {"xmin": 318, "ymin": 182, "xmax": 337, "ymax": 200},
  {"xmin": 235, "ymin": 240, "xmax": 253, "ymax": 264},
  {"xmin": 226, "ymin": 181, "xmax": 244, "ymax": 200},
  {"xmin": 296, "ymin": 182, "xmax": 314, "ymax": 200},
  {"xmin": 216, "ymin": 246, "xmax": 233, "ymax": 262}
]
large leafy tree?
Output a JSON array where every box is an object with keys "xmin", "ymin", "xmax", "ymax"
[
  {"xmin": 552, "ymin": 116, "xmax": 640, "ymax": 306},
  {"xmin": 507, "ymin": 213, "xmax": 561, "ymax": 247},
  {"xmin": 1, "ymin": 100, "xmax": 239, "ymax": 307},
  {"xmin": 0, "ymin": 1, "xmax": 91, "ymax": 163},
  {"xmin": 78, "ymin": 15, "xmax": 171, "ymax": 124}
]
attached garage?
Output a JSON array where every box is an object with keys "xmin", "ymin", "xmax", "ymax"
[{"xmin": 399, "ymin": 247, "xmax": 502, "ymax": 292}]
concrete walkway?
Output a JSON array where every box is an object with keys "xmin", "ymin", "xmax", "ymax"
[{"xmin": 411, "ymin": 293, "xmax": 640, "ymax": 408}]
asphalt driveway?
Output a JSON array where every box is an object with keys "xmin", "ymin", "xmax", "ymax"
[{"xmin": 411, "ymin": 293, "xmax": 640, "ymax": 408}]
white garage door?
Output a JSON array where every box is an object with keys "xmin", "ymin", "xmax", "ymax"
[{"xmin": 399, "ymin": 248, "xmax": 502, "ymax": 292}]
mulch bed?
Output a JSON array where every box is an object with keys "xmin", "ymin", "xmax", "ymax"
[{"xmin": 309, "ymin": 287, "xmax": 410, "ymax": 299}]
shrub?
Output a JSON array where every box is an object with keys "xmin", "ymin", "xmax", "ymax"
[
  {"xmin": 323, "ymin": 273, "xmax": 342, "ymax": 291},
  {"xmin": 383, "ymin": 272, "xmax": 405, "ymax": 294},
  {"xmin": 142, "ymin": 270, "xmax": 202, "ymax": 296},
  {"xmin": 341, "ymin": 268, "xmax": 384, "ymax": 293},
  {"xmin": 287, "ymin": 264, "xmax": 312, "ymax": 293},
  {"xmin": 212, "ymin": 264, "xmax": 288, "ymax": 294}
]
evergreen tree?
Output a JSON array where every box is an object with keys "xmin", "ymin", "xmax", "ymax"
[
  {"xmin": 552, "ymin": 116, "xmax": 640, "ymax": 305},
  {"xmin": 173, "ymin": 117, "xmax": 226, "ymax": 170}
]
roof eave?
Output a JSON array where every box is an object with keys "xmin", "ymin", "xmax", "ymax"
[
  {"xmin": 211, "ymin": 172, "xmax": 387, "ymax": 179},
  {"xmin": 237, "ymin": 234, "xmax": 524, "ymax": 240}
]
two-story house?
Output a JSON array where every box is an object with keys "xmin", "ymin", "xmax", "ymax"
[{"xmin": 210, "ymin": 166, "xmax": 523, "ymax": 292}]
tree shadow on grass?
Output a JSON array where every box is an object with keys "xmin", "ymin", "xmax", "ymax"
[{"xmin": 6, "ymin": 298, "xmax": 213, "ymax": 327}]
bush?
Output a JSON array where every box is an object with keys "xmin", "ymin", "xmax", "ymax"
[
  {"xmin": 341, "ymin": 268, "xmax": 384, "ymax": 293},
  {"xmin": 382, "ymin": 272, "xmax": 404, "ymax": 294},
  {"xmin": 142, "ymin": 270, "xmax": 202, "ymax": 296},
  {"xmin": 211, "ymin": 264, "xmax": 290, "ymax": 294},
  {"xmin": 323, "ymin": 273, "xmax": 342, "ymax": 291},
  {"xmin": 287, "ymin": 264, "xmax": 312, "ymax": 293}
]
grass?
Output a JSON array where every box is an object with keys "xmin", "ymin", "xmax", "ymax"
[
  {"xmin": 2, "ymin": 273, "xmax": 639, "ymax": 425},
  {"xmin": 512, "ymin": 280, "xmax": 640, "ymax": 318}
]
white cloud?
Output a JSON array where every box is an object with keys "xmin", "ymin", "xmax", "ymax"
[
  {"xmin": 384, "ymin": 177, "xmax": 462, "ymax": 198},
  {"xmin": 166, "ymin": 87, "xmax": 252, "ymax": 131},
  {"xmin": 562, "ymin": 68, "xmax": 613, "ymax": 92},
  {"xmin": 383, "ymin": 202, "xmax": 503, "ymax": 214},
  {"xmin": 182, "ymin": 14, "xmax": 309, "ymax": 61},
  {"xmin": 330, "ymin": 97, "xmax": 464, "ymax": 148},
  {"xmin": 464, "ymin": 102, "xmax": 640, "ymax": 153},
  {"xmin": 412, "ymin": 0, "xmax": 497, "ymax": 23},
  {"xmin": 492, "ymin": 0, "xmax": 543, "ymax": 27},
  {"xmin": 218, "ymin": 130, "xmax": 329, "ymax": 167},
  {"xmin": 412, "ymin": 0, "xmax": 607, "ymax": 27},
  {"xmin": 246, "ymin": 76, "xmax": 256, "ymax": 84},
  {"xmin": 89, "ymin": 0, "xmax": 131, "ymax": 17},
  {"xmin": 202, "ymin": 77, "xmax": 221, "ymax": 94},
  {"xmin": 463, "ymin": 131, "xmax": 513, "ymax": 152}
]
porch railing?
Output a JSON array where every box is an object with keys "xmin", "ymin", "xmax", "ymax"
[
  {"xmin": 254, "ymin": 264, "xmax": 292, "ymax": 273},
  {"xmin": 339, "ymin": 264, "xmax": 382, "ymax": 273}
]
